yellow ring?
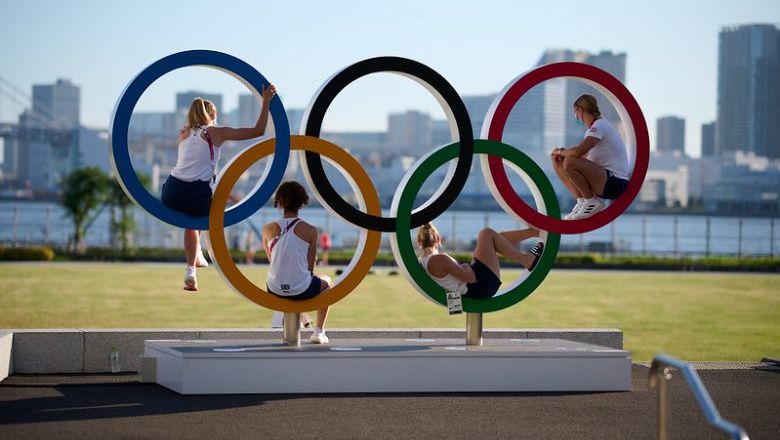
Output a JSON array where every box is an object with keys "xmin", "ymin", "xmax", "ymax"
[{"xmin": 208, "ymin": 135, "xmax": 381, "ymax": 312}]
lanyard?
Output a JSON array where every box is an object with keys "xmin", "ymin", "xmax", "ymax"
[{"xmin": 268, "ymin": 218, "xmax": 301, "ymax": 256}]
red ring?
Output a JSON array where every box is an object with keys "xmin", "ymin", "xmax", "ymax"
[{"xmin": 486, "ymin": 62, "xmax": 649, "ymax": 234}]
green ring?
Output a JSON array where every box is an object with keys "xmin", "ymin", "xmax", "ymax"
[{"xmin": 392, "ymin": 139, "xmax": 561, "ymax": 313}]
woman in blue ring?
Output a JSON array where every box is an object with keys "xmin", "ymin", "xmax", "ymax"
[
  {"xmin": 551, "ymin": 94, "xmax": 630, "ymax": 220},
  {"xmin": 417, "ymin": 223, "xmax": 544, "ymax": 299},
  {"xmin": 161, "ymin": 84, "xmax": 276, "ymax": 291}
]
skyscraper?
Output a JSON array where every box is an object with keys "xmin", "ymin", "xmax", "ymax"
[
  {"xmin": 31, "ymin": 78, "xmax": 80, "ymax": 129},
  {"xmin": 236, "ymin": 93, "xmax": 260, "ymax": 128},
  {"xmin": 387, "ymin": 110, "xmax": 432, "ymax": 155},
  {"xmin": 717, "ymin": 24, "xmax": 780, "ymax": 158},
  {"xmin": 656, "ymin": 116, "xmax": 686, "ymax": 154},
  {"xmin": 701, "ymin": 122, "xmax": 716, "ymax": 157}
]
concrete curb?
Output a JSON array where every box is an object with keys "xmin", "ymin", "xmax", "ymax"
[
  {"xmin": 0, "ymin": 331, "xmax": 12, "ymax": 380},
  {"xmin": 2, "ymin": 328, "xmax": 623, "ymax": 374}
]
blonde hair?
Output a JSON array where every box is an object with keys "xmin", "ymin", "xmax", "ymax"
[
  {"xmin": 416, "ymin": 222, "xmax": 440, "ymax": 249},
  {"xmin": 184, "ymin": 98, "xmax": 216, "ymax": 130},
  {"xmin": 573, "ymin": 94, "xmax": 602, "ymax": 119}
]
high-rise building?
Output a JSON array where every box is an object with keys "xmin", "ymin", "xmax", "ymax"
[
  {"xmin": 462, "ymin": 94, "xmax": 495, "ymax": 138},
  {"xmin": 31, "ymin": 78, "xmax": 80, "ymax": 129},
  {"xmin": 236, "ymin": 93, "xmax": 260, "ymax": 128},
  {"xmin": 387, "ymin": 110, "xmax": 432, "ymax": 155},
  {"xmin": 656, "ymin": 116, "xmax": 686, "ymax": 154},
  {"xmin": 717, "ymin": 24, "xmax": 780, "ymax": 158},
  {"xmin": 701, "ymin": 122, "xmax": 716, "ymax": 157}
]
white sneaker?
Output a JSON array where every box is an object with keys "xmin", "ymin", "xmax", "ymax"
[
  {"xmin": 183, "ymin": 266, "xmax": 198, "ymax": 291},
  {"xmin": 309, "ymin": 329, "xmax": 329, "ymax": 344},
  {"xmin": 195, "ymin": 252, "xmax": 209, "ymax": 268},
  {"xmin": 564, "ymin": 200, "xmax": 584, "ymax": 220},
  {"xmin": 570, "ymin": 198, "xmax": 605, "ymax": 219}
]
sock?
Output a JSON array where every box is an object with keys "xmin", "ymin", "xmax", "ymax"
[
  {"xmin": 584, "ymin": 197, "xmax": 598, "ymax": 204},
  {"xmin": 186, "ymin": 265, "xmax": 196, "ymax": 275}
]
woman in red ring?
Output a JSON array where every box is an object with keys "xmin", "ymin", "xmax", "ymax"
[{"xmin": 550, "ymin": 94, "xmax": 630, "ymax": 220}]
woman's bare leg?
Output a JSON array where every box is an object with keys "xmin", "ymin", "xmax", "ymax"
[
  {"xmin": 500, "ymin": 228, "xmax": 540, "ymax": 245},
  {"xmin": 562, "ymin": 156, "xmax": 608, "ymax": 199},
  {"xmin": 315, "ymin": 275, "xmax": 332, "ymax": 329},
  {"xmin": 472, "ymin": 228, "xmax": 535, "ymax": 276},
  {"xmin": 184, "ymin": 229, "xmax": 198, "ymax": 267},
  {"xmin": 552, "ymin": 155, "xmax": 583, "ymax": 199}
]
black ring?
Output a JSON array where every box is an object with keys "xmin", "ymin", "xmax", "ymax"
[{"xmin": 302, "ymin": 56, "xmax": 473, "ymax": 232}]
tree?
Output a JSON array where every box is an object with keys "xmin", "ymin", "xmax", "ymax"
[
  {"xmin": 60, "ymin": 167, "xmax": 109, "ymax": 253},
  {"xmin": 106, "ymin": 173, "xmax": 149, "ymax": 254}
]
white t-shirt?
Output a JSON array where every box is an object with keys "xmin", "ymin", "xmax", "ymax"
[
  {"xmin": 170, "ymin": 126, "xmax": 220, "ymax": 183},
  {"xmin": 584, "ymin": 119, "xmax": 629, "ymax": 180}
]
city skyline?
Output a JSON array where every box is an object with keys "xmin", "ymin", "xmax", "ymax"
[{"xmin": 1, "ymin": 0, "xmax": 778, "ymax": 158}]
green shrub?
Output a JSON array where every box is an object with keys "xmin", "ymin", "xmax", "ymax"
[{"xmin": 0, "ymin": 246, "xmax": 55, "ymax": 261}]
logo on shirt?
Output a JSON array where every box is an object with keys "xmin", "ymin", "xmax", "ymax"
[{"xmin": 281, "ymin": 283, "xmax": 291, "ymax": 294}]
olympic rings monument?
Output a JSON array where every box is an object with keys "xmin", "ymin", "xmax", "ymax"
[{"xmin": 110, "ymin": 50, "xmax": 649, "ymax": 394}]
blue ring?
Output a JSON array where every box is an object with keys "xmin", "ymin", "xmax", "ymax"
[{"xmin": 109, "ymin": 50, "xmax": 290, "ymax": 229}]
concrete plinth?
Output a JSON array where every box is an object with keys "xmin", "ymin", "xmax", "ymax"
[{"xmin": 144, "ymin": 338, "xmax": 632, "ymax": 394}]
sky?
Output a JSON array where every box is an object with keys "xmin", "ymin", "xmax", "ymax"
[{"xmin": 1, "ymin": 0, "xmax": 779, "ymax": 157}]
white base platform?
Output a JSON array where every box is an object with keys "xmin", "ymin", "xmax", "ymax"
[{"xmin": 143, "ymin": 338, "xmax": 632, "ymax": 395}]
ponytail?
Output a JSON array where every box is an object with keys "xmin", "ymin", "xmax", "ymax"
[{"xmin": 184, "ymin": 98, "xmax": 216, "ymax": 130}]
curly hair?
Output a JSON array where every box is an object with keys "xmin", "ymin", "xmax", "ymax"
[{"xmin": 273, "ymin": 181, "xmax": 309, "ymax": 212}]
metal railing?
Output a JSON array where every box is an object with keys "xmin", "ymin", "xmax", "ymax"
[{"xmin": 649, "ymin": 354, "xmax": 749, "ymax": 440}]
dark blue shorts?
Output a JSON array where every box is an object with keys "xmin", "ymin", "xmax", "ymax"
[
  {"xmin": 598, "ymin": 169, "xmax": 629, "ymax": 200},
  {"xmin": 161, "ymin": 175, "xmax": 212, "ymax": 219},
  {"xmin": 464, "ymin": 258, "xmax": 502, "ymax": 299},
  {"xmin": 268, "ymin": 276, "xmax": 322, "ymax": 301}
]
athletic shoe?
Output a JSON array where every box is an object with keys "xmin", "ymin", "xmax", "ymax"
[
  {"xmin": 301, "ymin": 313, "xmax": 314, "ymax": 328},
  {"xmin": 195, "ymin": 252, "xmax": 209, "ymax": 268},
  {"xmin": 563, "ymin": 200, "xmax": 584, "ymax": 220},
  {"xmin": 570, "ymin": 198, "xmax": 605, "ymax": 220},
  {"xmin": 309, "ymin": 329, "xmax": 329, "ymax": 344},
  {"xmin": 183, "ymin": 266, "xmax": 198, "ymax": 291},
  {"xmin": 528, "ymin": 242, "xmax": 545, "ymax": 271}
]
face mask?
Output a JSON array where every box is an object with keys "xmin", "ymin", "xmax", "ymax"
[{"xmin": 575, "ymin": 114, "xmax": 584, "ymax": 127}]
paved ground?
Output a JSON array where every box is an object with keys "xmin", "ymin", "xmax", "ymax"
[{"xmin": 0, "ymin": 365, "xmax": 778, "ymax": 439}]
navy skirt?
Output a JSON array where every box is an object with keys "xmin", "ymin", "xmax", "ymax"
[{"xmin": 160, "ymin": 175, "xmax": 212, "ymax": 218}]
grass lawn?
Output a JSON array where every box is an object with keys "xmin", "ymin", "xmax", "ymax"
[{"xmin": 1, "ymin": 262, "xmax": 777, "ymax": 361}]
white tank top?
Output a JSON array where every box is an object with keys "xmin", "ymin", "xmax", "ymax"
[
  {"xmin": 267, "ymin": 217, "xmax": 313, "ymax": 296},
  {"xmin": 170, "ymin": 126, "xmax": 220, "ymax": 182},
  {"xmin": 420, "ymin": 252, "xmax": 467, "ymax": 294}
]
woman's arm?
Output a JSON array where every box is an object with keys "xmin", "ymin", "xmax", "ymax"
[
  {"xmin": 552, "ymin": 136, "xmax": 599, "ymax": 158},
  {"xmin": 306, "ymin": 225, "xmax": 318, "ymax": 271},
  {"xmin": 209, "ymin": 84, "xmax": 276, "ymax": 145},
  {"xmin": 437, "ymin": 256, "xmax": 477, "ymax": 284},
  {"xmin": 261, "ymin": 222, "xmax": 278, "ymax": 262}
]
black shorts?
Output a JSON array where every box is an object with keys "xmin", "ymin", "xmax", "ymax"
[
  {"xmin": 464, "ymin": 258, "xmax": 502, "ymax": 299},
  {"xmin": 161, "ymin": 175, "xmax": 212, "ymax": 218},
  {"xmin": 598, "ymin": 169, "xmax": 629, "ymax": 200},
  {"xmin": 268, "ymin": 276, "xmax": 322, "ymax": 301}
]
